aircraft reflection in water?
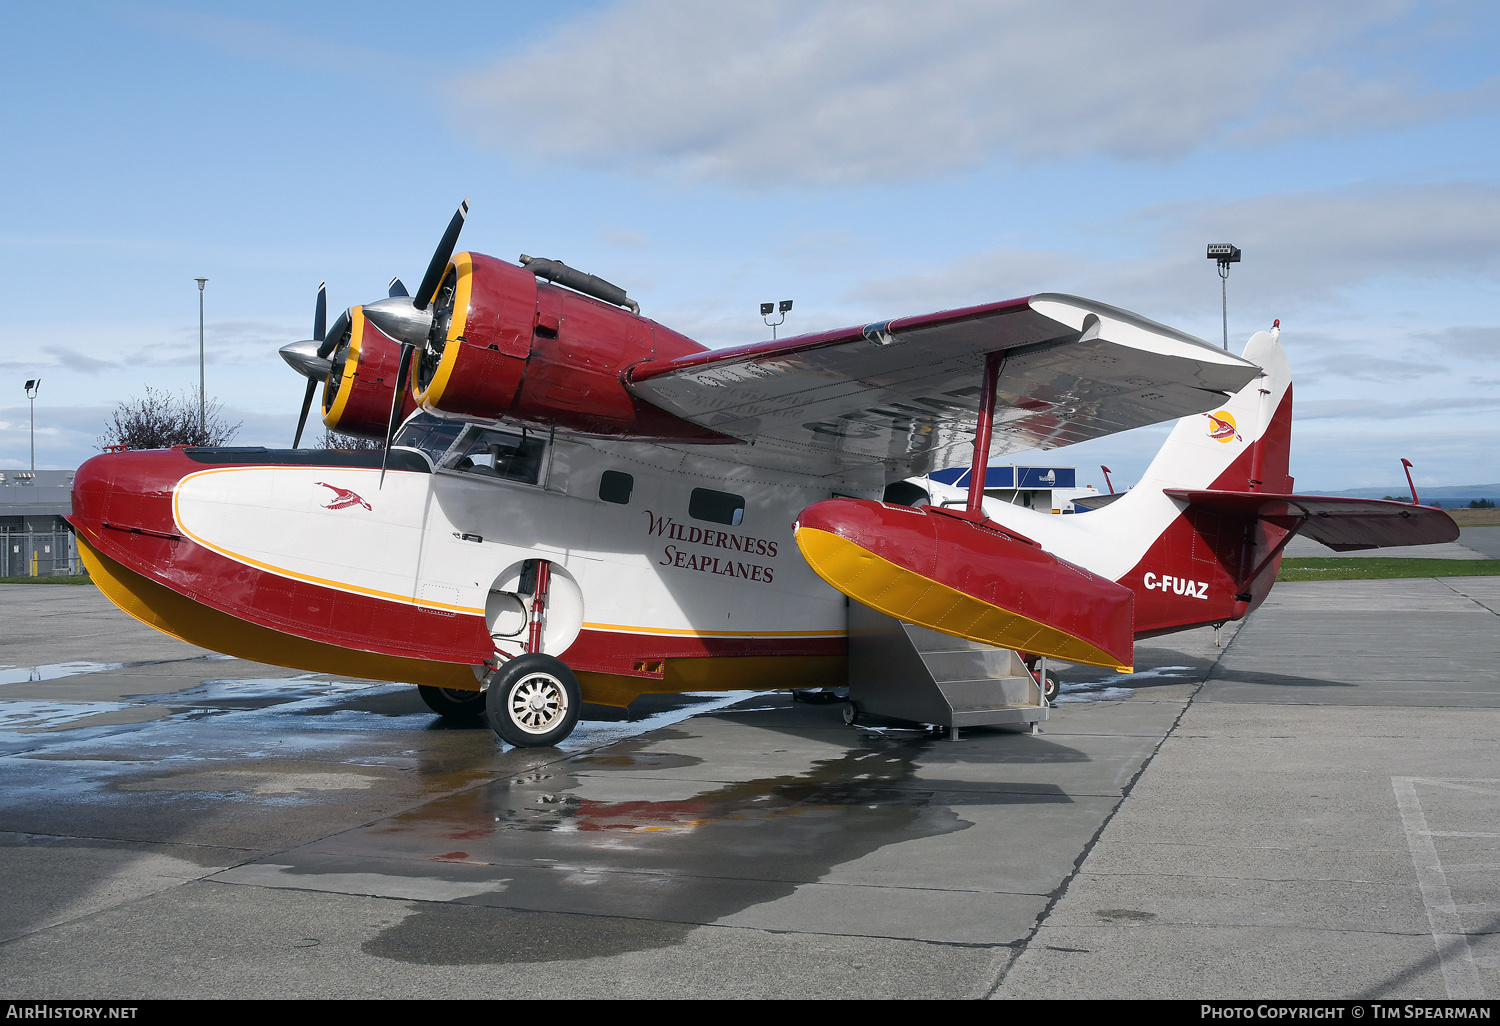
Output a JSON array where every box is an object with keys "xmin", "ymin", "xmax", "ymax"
[{"xmin": 68, "ymin": 201, "xmax": 1458, "ymax": 747}]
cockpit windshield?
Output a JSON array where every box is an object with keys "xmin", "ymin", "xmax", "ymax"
[{"xmin": 392, "ymin": 413, "xmax": 465, "ymax": 466}]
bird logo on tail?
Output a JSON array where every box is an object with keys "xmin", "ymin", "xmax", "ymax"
[{"xmin": 1206, "ymin": 411, "xmax": 1241, "ymax": 443}]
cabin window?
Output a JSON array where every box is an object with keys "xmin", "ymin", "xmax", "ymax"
[
  {"xmin": 448, "ymin": 428, "xmax": 547, "ymax": 484},
  {"xmin": 599, "ymin": 470, "xmax": 633, "ymax": 505},
  {"xmin": 689, "ymin": 487, "xmax": 744, "ymax": 526}
]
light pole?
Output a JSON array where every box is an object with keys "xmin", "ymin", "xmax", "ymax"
[
  {"xmin": 1206, "ymin": 244, "xmax": 1240, "ymax": 351},
  {"xmin": 760, "ymin": 299, "xmax": 793, "ymax": 340},
  {"xmin": 24, "ymin": 378, "xmax": 40, "ymax": 471},
  {"xmin": 195, "ymin": 277, "xmax": 208, "ymax": 433}
]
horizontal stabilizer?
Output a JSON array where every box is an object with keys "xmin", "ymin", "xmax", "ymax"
[
  {"xmin": 794, "ymin": 499, "xmax": 1134, "ymax": 670},
  {"xmin": 1164, "ymin": 489, "xmax": 1460, "ymax": 551}
]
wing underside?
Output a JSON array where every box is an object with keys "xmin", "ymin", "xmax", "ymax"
[{"xmin": 626, "ymin": 293, "xmax": 1262, "ymax": 481}]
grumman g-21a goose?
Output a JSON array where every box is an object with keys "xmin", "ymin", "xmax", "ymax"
[{"xmin": 67, "ymin": 201, "xmax": 1458, "ymax": 746}]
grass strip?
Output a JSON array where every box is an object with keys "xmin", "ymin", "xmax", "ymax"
[
  {"xmin": 0, "ymin": 575, "xmax": 95, "ymax": 585},
  {"xmin": 1278, "ymin": 557, "xmax": 1500, "ymax": 581}
]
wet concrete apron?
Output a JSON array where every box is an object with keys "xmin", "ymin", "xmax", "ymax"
[{"xmin": 0, "ymin": 584, "xmax": 1227, "ymax": 998}]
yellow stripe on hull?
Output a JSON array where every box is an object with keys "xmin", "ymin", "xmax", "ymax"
[{"xmin": 795, "ymin": 526, "xmax": 1131, "ymax": 672}]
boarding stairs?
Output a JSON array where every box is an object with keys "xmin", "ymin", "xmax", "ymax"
[{"xmin": 846, "ymin": 600, "xmax": 1048, "ymax": 734}]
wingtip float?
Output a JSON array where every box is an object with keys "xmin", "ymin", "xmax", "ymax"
[{"xmin": 794, "ymin": 499, "xmax": 1135, "ymax": 673}]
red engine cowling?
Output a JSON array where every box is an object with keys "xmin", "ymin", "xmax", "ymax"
[
  {"xmin": 321, "ymin": 305, "xmax": 417, "ymax": 440},
  {"xmin": 412, "ymin": 252, "xmax": 727, "ymax": 440}
]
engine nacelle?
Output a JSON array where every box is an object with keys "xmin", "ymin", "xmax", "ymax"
[
  {"xmin": 320, "ymin": 305, "xmax": 417, "ymax": 440},
  {"xmin": 413, "ymin": 253, "xmax": 726, "ymax": 440}
]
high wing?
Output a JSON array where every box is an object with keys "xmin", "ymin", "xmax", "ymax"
[
  {"xmin": 1165, "ymin": 489, "xmax": 1460, "ymax": 552},
  {"xmin": 626, "ymin": 293, "xmax": 1262, "ymax": 480}
]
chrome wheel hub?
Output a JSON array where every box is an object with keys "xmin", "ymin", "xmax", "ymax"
[{"xmin": 509, "ymin": 674, "xmax": 567, "ymax": 734}]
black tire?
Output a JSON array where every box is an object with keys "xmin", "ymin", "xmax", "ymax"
[
  {"xmin": 418, "ymin": 684, "xmax": 487, "ymax": 718},
  {"xmin": 792, "ymin": 688, "xmax": 847, "ymax": 705},
  {"xmin": 485, "ymin": 653, "xmax": 582, "ymax": 747},
  {"xmin": 842, "ymin": 701, "xmax": 861, "ymax": 725},
  {"xmin": 1042, "ymin": 671, "xmax": 1060, "ymax": 705}
]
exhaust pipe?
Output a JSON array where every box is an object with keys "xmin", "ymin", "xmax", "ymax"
[{"xmin": 519, "ymin": 255, "xmax": 639, "ymax": 314}]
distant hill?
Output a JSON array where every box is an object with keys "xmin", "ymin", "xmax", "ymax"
[{"xmin": 1317, "ymin": 484, "xmax": 1500, "ymax": 503}]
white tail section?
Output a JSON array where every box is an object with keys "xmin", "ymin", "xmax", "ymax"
[{"xmin": 975, "ymin": 328, "xmax": 1294, "ymax": 582}]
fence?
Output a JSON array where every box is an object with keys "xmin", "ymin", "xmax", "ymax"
[{"xmin": 0, "ymin": 529, "xmax": 83, "ymax": 578}]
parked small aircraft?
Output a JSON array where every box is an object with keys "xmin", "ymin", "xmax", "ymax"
[{"xmin": 68, "ymin": 202, "xmax": 1458, "ymax": 746}]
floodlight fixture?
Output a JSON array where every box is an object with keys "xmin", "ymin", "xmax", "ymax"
[
  {"xmin": 761, "ymin": 298, "xmax": 794, "ymax": 339},
  {"xmin": 1205, "ymin": 243, "xmax": 1241, "ymax": 350},
  {"xmin": 24, "ymin": 377, "xmax": 40, "ymax": 471}
]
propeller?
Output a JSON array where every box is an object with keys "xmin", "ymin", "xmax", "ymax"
[
  {"xmin": 388, "ymin": 277, "xmax": 409, "ymax": 299},
  {"xmin": 279, "ymin": 283, "xmax": 330, "ymax": 449},
  {"xmin": 378, "ymin": 199, "xmax": 470, "ymax": 487}
]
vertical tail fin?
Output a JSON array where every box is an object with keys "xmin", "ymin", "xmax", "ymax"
[
  {"xmin": 1134, "ymin": 327, "xmax": 1293, "ymax": 496},
  {"xmin": 1073, "ymin": 326, "xmax": 1295, "ymax": 636}
]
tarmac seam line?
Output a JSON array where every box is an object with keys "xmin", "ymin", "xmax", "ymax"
[
  {"xmin": 983, "ymin": 617, "xmax": 1247, "ymax": 998},
  {"xmin": 1436, "ymin": 577, "xmax": 1500, "ymax": 617}
]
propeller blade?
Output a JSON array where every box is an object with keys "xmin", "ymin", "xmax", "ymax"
[
  {"xmin": 388, "ymin": 277, "xmax": 409, "ymax": 299},
  {"xmin": 378, "ymin": 343, "xmax": 415, "ymax": 488},
  {"xmin": 292, "ymin": 377, "xmax": 319, "ymax": 448},
  {"xmin": 318, "ymin": 309, "xmax": 350, "ymax": 360},
  {"xmin": 413, "ymin": 198, "xmax": 469, "ymax": 312},
  {"xmin": 313, "ymin": 282, "xmax": 327, "ymax": 342}
]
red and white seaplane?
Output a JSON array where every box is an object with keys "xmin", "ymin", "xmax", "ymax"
[{"xmin": 67, "ymin": 202, "xmax": 1458, "ymax": 746}]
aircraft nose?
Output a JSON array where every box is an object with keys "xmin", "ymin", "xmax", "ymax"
[{"xmin": 69, "ymin": 449, "xmax": 194, "ymax": 545}]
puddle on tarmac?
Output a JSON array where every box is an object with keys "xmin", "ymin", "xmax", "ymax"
[
  {"xmin": 0, "ymin": 662, "xmax": 126, "ymax": 686},
  {"xmin": 359, "ymin": 739, "xmax": 985, "ymax": 963},
  {"xmin": 0, "ymin": 700, "xmax": 134, "ymax": 730},
  {"xmin": 1056, "ymin": 664, "xmax": 1196, "ymax": 703},
  {"xmin": 0, "ymin": 653, "xmax": 238, "ymax": 688}
]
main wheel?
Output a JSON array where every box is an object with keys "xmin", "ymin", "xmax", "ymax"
[
  {"xmin": 418, "ymin": 684, "xmax": 487, "ymax": 718},
  {"xmin": 485, "ymin": 653, "xmax": 582, "ymax": 747}
]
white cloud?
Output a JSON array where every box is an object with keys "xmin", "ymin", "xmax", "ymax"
[
  {"xmin": 452, "ymin": 0, "xmax": 1497, "ymax": 187},
  {"xmin": 844, "ymin": 181, "xmax": 1500, "ymax": 320}
]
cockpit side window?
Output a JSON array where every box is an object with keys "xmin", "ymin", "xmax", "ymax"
[{"xmin": 446, "ymin": 427, "xmax": 547, "ymax": 485}]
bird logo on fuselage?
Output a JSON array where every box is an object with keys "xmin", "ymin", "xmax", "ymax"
[
  {"xmin": 1206, "ymin": 411, "xmax": 1241, "ymax": 443},
  {"xmin": 315, "ymin": 482, "xmax": 372, "ymax": 511}
]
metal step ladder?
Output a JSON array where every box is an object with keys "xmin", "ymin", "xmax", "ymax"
[{"xmin": 846, "ymin": 600, "xmax": 1047, "ymax": 733}]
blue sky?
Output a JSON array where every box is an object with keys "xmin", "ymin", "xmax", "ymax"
[{"xmin": 2, "ymin": 1, "xmax": 1497, "ymax": 491}]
